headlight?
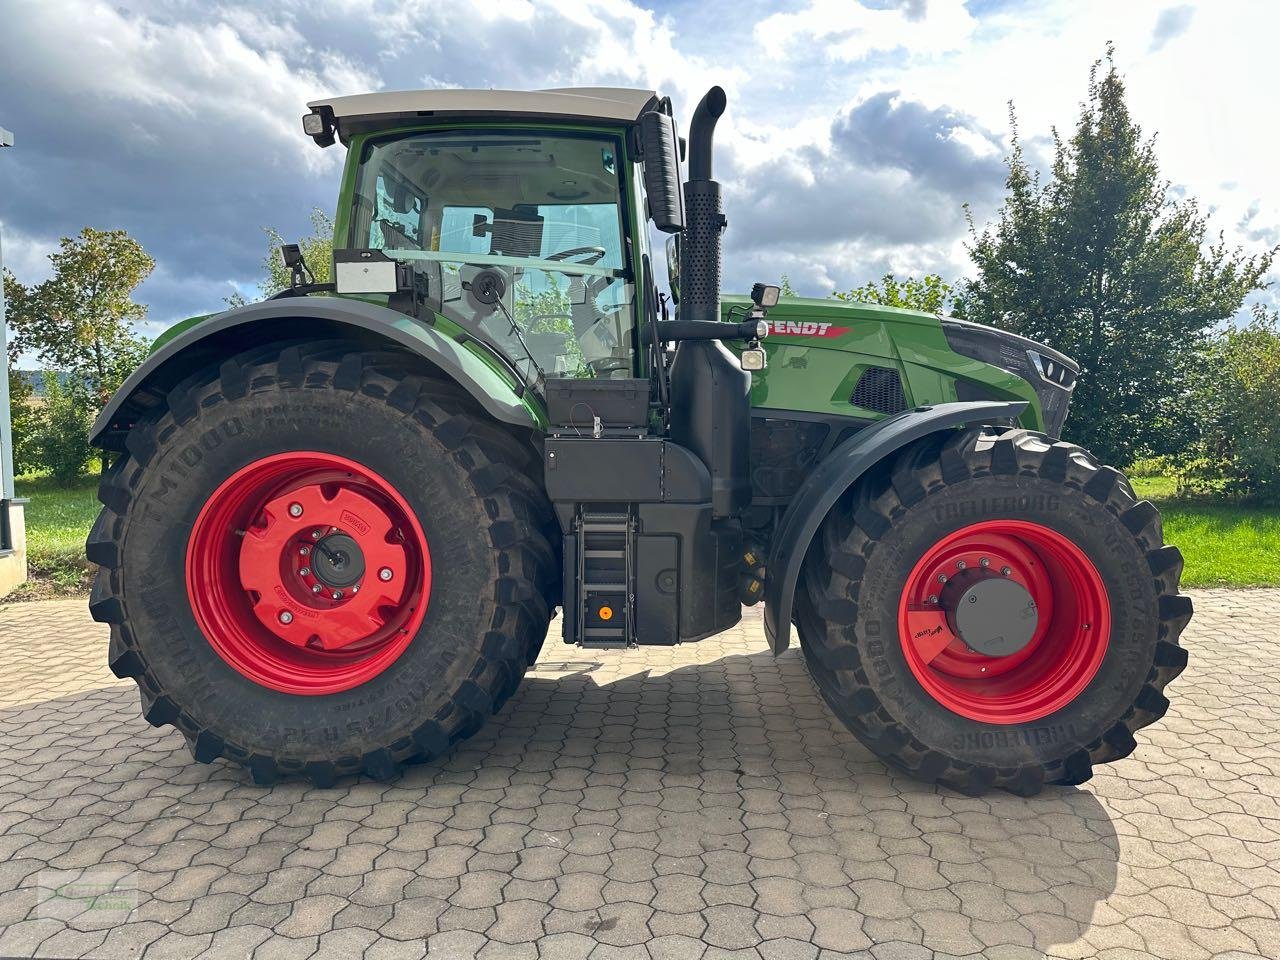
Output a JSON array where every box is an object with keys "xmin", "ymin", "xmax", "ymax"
[{"xmin": 942, "ymin": 319, "xmax": 1079, "ymax": 437}]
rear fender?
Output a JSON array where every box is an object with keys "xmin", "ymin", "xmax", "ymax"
[
  {"xmin": 763, "ymin": 400, "xmax": 1027, "ymax": 653},
  {"xmin": 90, "ymin": 297, "xmax": 543, "ymax": 450}
]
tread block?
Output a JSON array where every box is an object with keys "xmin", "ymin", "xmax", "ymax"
[
  {"xmin": 332, "ymin": 352, "xmax": 365, "ymax": 392},
  {"xmin": 219, "ymin": 357, "xmax": 249, "ymax": 400}
]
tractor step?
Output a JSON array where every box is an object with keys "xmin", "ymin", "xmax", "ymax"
[{"xmin": 567, "ymin": 509, "xmax": 636, "ymax": 649}]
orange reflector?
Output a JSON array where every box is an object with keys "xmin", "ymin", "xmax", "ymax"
[{"xmin": 599, "ymin": 606, "xmax": 614, "ymax": 621}]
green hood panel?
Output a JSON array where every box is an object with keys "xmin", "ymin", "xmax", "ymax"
[{"xmin": 722, "ymin": 295, "xmax": 1045, "ymax": 431}]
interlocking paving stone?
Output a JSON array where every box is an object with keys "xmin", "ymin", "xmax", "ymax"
[{"xmin": 0, "ymin": 591, "xmax": 1278, "ymax": 958}]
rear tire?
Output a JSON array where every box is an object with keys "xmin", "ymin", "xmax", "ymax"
[
  {"xmin": 88, "ymin": 342, "xmax": 557, "ymax": 785},
  {"xmin": 795, "ymin": 427, "xmax": 1190, "ymax": 796}
]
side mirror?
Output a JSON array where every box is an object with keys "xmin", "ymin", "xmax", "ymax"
[
  {"xmin": 665, "ymin": 236, "xmax": 681, "ymax": 303},
  {"xmin": 639, "ymin": 110, "xmax": 685, "ymax": 233}
]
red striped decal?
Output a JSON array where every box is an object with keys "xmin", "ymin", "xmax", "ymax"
[{"xmin": 767, "ymin": 320, "xmax": 850, "ymax": 338}]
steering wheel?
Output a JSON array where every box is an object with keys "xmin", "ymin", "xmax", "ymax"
[{"xmin": 545, "ymin": 246, "xmax": 607, "ymax": 265}]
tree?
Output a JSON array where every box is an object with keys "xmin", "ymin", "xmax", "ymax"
[
  {"xmin": 1179, "ymin": 305, "xmax": 1280, "ymax": 503},
  {"xmin": 834, "ymin": 273, "xmax": 962, "ymax": 315},
  {"xmin": 32, "ymin": 372, "xmax": 94, "ymax": 486},
  {"xmin": 4, "ymin": 228, "xmax": 154, "ymax": 411},
  {"xmin": 964, "ymin": 48, "xmax": 1275, "ymax": 466},
  {"xmin": 230, "ymin": 208, "xmax": 334, "ymax": 306}
]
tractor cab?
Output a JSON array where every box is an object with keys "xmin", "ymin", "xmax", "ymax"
[{"xmin": 303, "ymin": 87, "xmax": 703, "ymax": 385}]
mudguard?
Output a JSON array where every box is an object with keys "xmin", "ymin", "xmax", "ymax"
[
  {"xmin": 763, "ymin": 400, "xmax": 1028, "ymax": 654},
  {"xmin": 90, "ymin": 297, "xmax": 542, "ymax": 450}
]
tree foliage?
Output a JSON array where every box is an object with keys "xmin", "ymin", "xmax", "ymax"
[
  {"xmin": 834, "ymin": 273, "xmax": 963, "ymax": 315},
  {"xmin": 32, "ymin": 372, "xmax": 95, "ymax": 486},
  {"xmin": 1178, "ymin": 306, "xmax": 1280, "ymax": 503},
  {"xmin": 964, "ymin": 48, "xmax": 1275, "ymax": 465},
  {"xmin": 230, "ymin": 208, "xmax": 334, "ymax": 306},
  {"xmin": 4, "ymin": 227, "xmax": 154, "ymax": 410},
  {"xmin": 5, "ymin": 370, "xmax": 40, "ymax": 477}
]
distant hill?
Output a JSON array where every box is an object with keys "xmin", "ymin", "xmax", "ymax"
[{"xmin": 11, "ymin": 370, "xmax": 74, "ymax": 397}]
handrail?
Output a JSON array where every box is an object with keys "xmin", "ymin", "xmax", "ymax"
[{"xmin": 381, "ymin": 249, "xmax": 625, "ymax": 280}]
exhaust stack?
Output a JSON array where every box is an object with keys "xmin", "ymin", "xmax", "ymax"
[{"xmin": 681, "ymin": 87, "xmax": 727, "ymax": 323}]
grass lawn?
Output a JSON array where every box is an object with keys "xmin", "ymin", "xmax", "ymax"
[
  {"xmin": 9, "ymin": 473, "xmax": 99, "ymax": 600},
  {"xmin": 1129, "ymin": 475, "xmax": 1280, "ymax": 588},
  {"xmin": 4, "ymin": 468, "xmax": 1277, "ymax": 600}
]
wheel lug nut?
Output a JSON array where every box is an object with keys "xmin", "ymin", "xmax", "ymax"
[
  {"xmin": 299, "ymin": 546, "xmax": 310, "ymax": 556},
  {"xmin": 278, "ymin": 610, "xmax": 293, "ymax": 625},
  {"xmin": 311, "ymin": 529, "xmax": 323, "ymax": 540},
  {"xmin": 1001, "ymin": 566, "xmax": 1012, "ymax": 576},
  {"xmin": 937, "ymin": 574, "xmax": 947, "ymax": 584},
  {"xmin": 288, "ymin": 502, "xmax": 303, "ymax": 518},
  {"xmin": 956, "ymin": 560, "xmax": 966, "ymax": 570},
  {"xmin": 299, "ymin": 567, "xmax": 310, "ymax": 577},
  {"xmin": 980, "ymin": 557, "xmax": 990, "ymax": 567},
  {"xmin": 312, "ymin": 584, "xmax": 323, "ymax": 594},
  {"xmin": 351, "ymin": 585, "xmax": 360, "ymax": 594},
  {"xmin": 331, "ymin": 590, "xmax": 342, "ymax": 600},
  {"xmin": 927, "ymin": 594, "xmax": 938, "ymax": 604},
  {"xmin": 379, "ymin": 568, "xmax": 393, "ymax": 582}
]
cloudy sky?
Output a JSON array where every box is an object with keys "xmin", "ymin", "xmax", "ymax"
[{"xmin": 0, "ymin": 0, "xmax": 1274, "ymax": 337}]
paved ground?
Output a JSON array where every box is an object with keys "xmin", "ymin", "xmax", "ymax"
[{"xmin": 0, "ymin": 591, "xmax": 1276, "ymax": 960}]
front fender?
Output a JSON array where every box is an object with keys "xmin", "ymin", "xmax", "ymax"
[
  {"xmin": 91, "ymin": 297, "xmax": 544, "ymax": 450},
  {"xmin": 763, "ymin": 400, "xmax": 1027, "ymax": 654}
]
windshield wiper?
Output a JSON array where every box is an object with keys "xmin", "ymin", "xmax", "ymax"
[{"xmin": 459, "ymin": 269, "xmax": 546, "ymax": 391}]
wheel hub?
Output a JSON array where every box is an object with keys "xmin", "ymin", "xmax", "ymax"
[
  {"xmin": 311, "ymin": 533, "xmax": 365, "ymax": 588},
  {"xmin": 943, "ymin": 572, "xmax": 1039, "ymax": 658}
]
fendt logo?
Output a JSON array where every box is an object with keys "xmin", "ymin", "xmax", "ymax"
[{"xmin": 767, "ymin": 320, "xmax": 850, "ymax": 339}]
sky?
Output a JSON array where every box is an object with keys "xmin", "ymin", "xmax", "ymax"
[{"xmin": 0, "ymin": 0, "xmax": 1275, "ymax": 339}]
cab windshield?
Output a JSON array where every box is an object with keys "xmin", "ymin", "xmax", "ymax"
[{"xmin": 350, "ymin": 130, "xmax": 635, "ymax": 379}]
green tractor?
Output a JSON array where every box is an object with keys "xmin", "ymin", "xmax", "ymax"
[{"xmin": 88, "ymin": 86, "xmax": 1189, "ymax": 794}]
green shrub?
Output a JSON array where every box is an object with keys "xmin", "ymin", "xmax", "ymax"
[
  {"xmin": 1179, "ymin": 312, "xmax": 1280, "ymax": 504},
  {"xmin": 32, "ymin": 372, "xmax": 94, "ymax": 486},
  {"xmin": 6, "ymin": 370, "xmax": 41, "ymax": 476}
]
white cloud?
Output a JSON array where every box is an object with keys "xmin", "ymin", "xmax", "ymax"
[
  {"xmin": 754, "ymin": 0, "xmax": 976, "ymax": 62},
  {"xmin": 0, "ymin": 0, "xmax": 1275, "ymax": 327}
]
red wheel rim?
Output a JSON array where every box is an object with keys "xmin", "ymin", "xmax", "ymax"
[
  {"xmin": 186, "ymin": 452, "xmax": 430, "ymax": 695},
  {"xmin": 897, "ymin": 520, "xmax": 1110, "ymax": 724}
]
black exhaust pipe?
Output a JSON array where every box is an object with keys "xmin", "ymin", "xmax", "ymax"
[{"xmin": 681, "ymin": 87, "xmax": 727, "ymax": 323}]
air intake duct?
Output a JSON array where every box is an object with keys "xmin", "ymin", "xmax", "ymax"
[{"xmin": 681, "ymin": 87, "xmax": 727, "ymax": 324}]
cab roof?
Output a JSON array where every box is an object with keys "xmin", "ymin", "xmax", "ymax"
[{"xmin": 306, "ymin": 87, "xmax": 660, "ymax": 145}]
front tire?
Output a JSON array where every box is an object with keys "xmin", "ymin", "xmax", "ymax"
[
  {"xmin": 795, "ymin": 427, "xmax": 1190, "ymax": 796},
  {"xmin": 88, "ymin": 343, "xmax": 556, "ymax": 785}
]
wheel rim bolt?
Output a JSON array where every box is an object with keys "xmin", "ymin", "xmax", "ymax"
[
  {"xmin": 379, "ymin": 568, "xmax": 393, "ymax": 582},
  {"xmin": 299, "ymin": 546, "xmax": 310, "ymax": 556},
  {"xmin": 331, "ymin": 591, "xmax": 342, "ymax": 600},
  {"xmin": 927, "ymin": 594, "xmax": 938, "ymax": 604},
  {"xmin": 937, "ymin": 574, "xmax": 947, "ymax": 584},
  {"xmin": 278, "ymin": 611, "xmax": 293, "ymax": 624},
  {"xmin": 956, "ymin": 560, "xmax": 966, "ymax": 570},
  {"xmin": 351, "ymin": 585, "xmax": 360, "ymax": 594},
  {"xmin": 312, "ymin": 584, "xmax": 323, "ymax": 594},
  {"xmin": 288, "ymin": 502, "xmax": 303, "ymax": 518},
  {"xmin": 1001, "ymin": 566, "xmax": 1012, "ymax": 576},
  {"xmin": 299, "ymin": 567, "xmax": 310, "ymax": 577},
  {"xmin": 980, "ymin": 557, "xmax": 990, "ymax": 567},
  {"xmin": 312, "ymin": 529, "xmax": 323, "ymax": 540}
]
